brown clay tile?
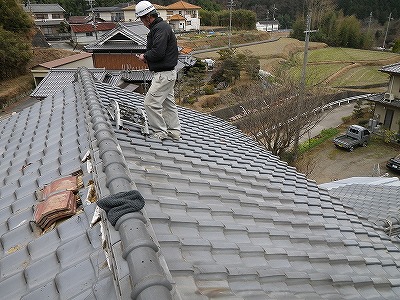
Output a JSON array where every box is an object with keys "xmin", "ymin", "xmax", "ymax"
[{"xmin": 42, "ymin": 176, "xmax": 79, "ymax": 198}]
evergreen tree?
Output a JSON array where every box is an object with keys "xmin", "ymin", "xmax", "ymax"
[
  {"xmin": 0, "ymin": 0, "xmax": 34, "ymax": 80},
  {"xmin": 0, "ymin": 0, "xmax": 33, "ymax": 34},
  {"xmin": 0, "ymin": 26, "xmax": 32, "ymax": 79}
]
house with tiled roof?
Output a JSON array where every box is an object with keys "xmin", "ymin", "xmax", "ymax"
[
  {"xmin": 165, "ymin": 0, "xmax": 201, "ymax": 31},
  {"xmin": 89, "ymin": 2, "xmax": 132, "ymax": 22},
  {"xmin": 31, "ymin": 52, "xmax": 93, "ymax": 86},
  {"xmin": 22, "ymin": 3, "xmax": 67, "ymax": 38},
  {"xmin": 83, "ymin": 22, "xmax": 196, "ymax": 93},
  {"xmin": 367, "ymin": 62, "xmax": 400, "ymax": 134},
  {"xmin": 2, "ymin": 66, "xmax": 400, "ymax": 299},
  {"xmin": 70, "ymin": 22, "xmax": 117, "ymax": 45},
  {"xmin": 83, "ymin": 22, "xmax": 149, "ymax": 71},
  {"xmin": 123, "ymin": 3, "xmax": 168, "ymax": 22}
]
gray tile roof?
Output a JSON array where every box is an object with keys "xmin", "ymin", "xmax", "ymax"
[
  {"xmin": 2, "ymin": 67, "xmax": 400, "ymax": 299},
  {"xmin": 30, "ymin": 68, "xmax": 109, "ymax": 99},
  {"xmin": 380, "ymin": 62, "xmax": 400, "ymax": 74},
  {"xmin": 367, "ymin": 93, "xmax": 400, "ymax": 108},
  {"xmin": 321, "ymin": 177, "xmax": 400, "ymax": 241},
  {"xmin": 22, "ymin": 3, "xmax": 65, "ymax": 13},
  {"xmin": 84, "ymin": 23, "xmax": 147, "ymax": 52}
]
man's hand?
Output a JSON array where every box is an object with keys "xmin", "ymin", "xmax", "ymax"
[{"xmin": 137, "ymin": 53, "xmax": 147, "ymax": 63}]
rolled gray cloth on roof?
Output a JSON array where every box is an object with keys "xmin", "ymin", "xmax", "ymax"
[{"xmin": 97, "ymin": 190, "xmax": 145, "ymax": 226}]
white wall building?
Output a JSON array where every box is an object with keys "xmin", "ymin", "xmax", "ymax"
[
  {"xmin": 256, "ymin": 20, "xmax": 279, "ymax": 32},
  {"xmin": 165, "ymin": 1, "xmax": 201, "ymax": 32}
]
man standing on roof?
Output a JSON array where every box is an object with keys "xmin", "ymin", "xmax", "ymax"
[{"xmin": 136, "ymin": 0, "xmax": 181, "ymax": 141}]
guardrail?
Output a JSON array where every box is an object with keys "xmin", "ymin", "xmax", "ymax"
[
  {"xmin": 230, "ymin": 93, "xmax": 374, "ymax": 123},
  {"xmin": 319, "ymin": 93, "xmax": 373, "ymax": 111}
]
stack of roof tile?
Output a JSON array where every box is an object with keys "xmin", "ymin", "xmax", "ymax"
[{"xmin": 34, "ymin": 175, "xmax": 80, "ymax": 230}]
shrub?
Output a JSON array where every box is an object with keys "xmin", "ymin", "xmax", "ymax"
[
  {"xmin": 203, "ymin": 85, "xmax": 215, "ymax": 95},
  {"xmin": 298, "ymin": 128, "xmax": 340, "ymax": 154},
  {"xmin": 201, "ymin": 96, "xmax": 221, "ymax": 108},
  {"xmin": 358, "ymin": 119, "xmax": 369, "ymax": 126},
  {"xmin": 382, "ymin": 129, "xmax": 397, "ymax": 144}
]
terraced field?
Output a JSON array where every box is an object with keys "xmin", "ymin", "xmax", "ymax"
[{"xmin": 192, "ymin": 35, "xmax": 400, "ymax": 91}]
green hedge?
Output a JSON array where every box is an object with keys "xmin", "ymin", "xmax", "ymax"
[{"xmin": 299, "ymin": 128, "xmax": 340, "ymax": 154}]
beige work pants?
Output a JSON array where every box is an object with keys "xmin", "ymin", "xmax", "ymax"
[{"xmin": 144, "ymin": 70, "xmax": 181, "ymax": 137}]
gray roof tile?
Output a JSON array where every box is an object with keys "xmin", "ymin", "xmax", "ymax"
[{"xmin": 2, "ymin": 67, "xmax": 400, "ymax": 299}]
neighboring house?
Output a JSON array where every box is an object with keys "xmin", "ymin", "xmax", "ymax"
[
  {"xmin": 83, "ymin": 22, "xmax": 196, "ymax": 90},
  {"xmin": 31, "ymin": 52, "xmax": 93, "ymax": 86},
  {"xmin": 84, "ymin": 22, "xmax": 149, "ymax": 70},
  {"xmin": 22, "ymin": 3, "xmax": 67, "ymax": 38},
  {"xmin": 256, "ymin": 20, "xmax": 280, "ymax": 32},
  {"xmin": 165, "ymin": 0, "xmax": 201, "ymax": 32},
  {"xmin": 70, "ymin": 22, "xmax": 117, "ymax": 45},
  {"xmin": 2, "ymin": 66, "xmax": 400, "ymax": 299},
  {"xmin": 367, "ymin": 62, "xmax": 400, "ymax": 134},
  {"xmin": 89, "ymin": 3, "xmax": 131, "ymax": 22},
  {"xmin": 123, "ymin": 3, "xmax": 168, "ymax": 21}
]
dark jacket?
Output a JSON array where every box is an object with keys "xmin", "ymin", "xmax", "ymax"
[{"xmin": 144, "ymin": 17, "xmax": 178, "ymax": 72}]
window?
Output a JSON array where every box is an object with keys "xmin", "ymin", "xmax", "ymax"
[
  {"xmin": 187, "ymin": 21, "xmax": 191, "ymax": 25},
  {"xmin": 35, "ymin": 14, "xmax": 47, "ymax": 19},
  {"xmin": 86, "ymin": 32, "xmax": 93, "ymax": 36},
  {"xmin": 52, "ymin": 13, "xmax": 62, "ymax": 19},
  {"xmin": 167, "ymin": 10, "xmax": 173, "ymax": 15},
  {"xmin": 42, "ymin": 27, "xmax": 53, "ymax": 35}
]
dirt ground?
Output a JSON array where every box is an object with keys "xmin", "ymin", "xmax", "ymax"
[{"xmin": 296, "ymin": 133, "xmax": 400, "ymax": 184}]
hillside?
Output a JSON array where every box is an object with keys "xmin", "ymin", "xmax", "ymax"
[{"xmin": 0, "ymin": 48, "xmax": 75, "ymax": 110}]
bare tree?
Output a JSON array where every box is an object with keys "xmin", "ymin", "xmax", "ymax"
[{"xmin": 233, "ymin": 69, "xmax": 334, "ymax": 158}]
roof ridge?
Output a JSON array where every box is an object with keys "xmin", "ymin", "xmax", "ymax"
[{"xmin": 77, "ymin": 67, "xmax": 174, "ymax": 299}]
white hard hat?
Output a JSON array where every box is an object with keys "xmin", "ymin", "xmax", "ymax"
[{"xmin": 135, "ymin": 1, "xmax": 156, "ymax": 17}]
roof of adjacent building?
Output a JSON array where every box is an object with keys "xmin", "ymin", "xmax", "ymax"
[
  {"xmin": 70, "ymin": 22, "xmax": 117, "ymax": 33},
  {"xmin": 257, "ymin": 20, "xmax": 280, "ymax": 25},
  {"xmin": 68, "ymin": 16, "xmax": 92, "ymax": 24},
  {"xmin": 30, "ymin": 68, "xmax": 123, "ymax": 99},
  {"xmin": 367, "ymin": 93, "xmax": 400, "ymax": 108},
  {"xmin": 123, "ymin": 3, "xmax": 168, "ymax": 11},
  {"xmin": 169, "ymin": 14, "xmax": 186, "ymax": 21},
  {"xmin": 166, "ymin": 0, "xmax": 201, "ymax": 10},
  {"xmin": 84, "ymin": 22, "xmax": 148, "ymax": 52},
  {"xmin": 321, "ymin": 177, "xmax": 400, "ymax": 241},
  {"xmin": 22, "ymin": 3, "xmax": 65, "ymax": 13},
  {"xmin": 90, "ymin": 3, "xmax": 131, "ymax": 13},
  {"xmin": 35, "ymin": 52, "xmax": 92, "ymax": 69},
  {"xmin": 380, "ymin": 62, "xmax": 400, "ymax": 74},
  {"xmin": 2, "ymin": 67, "xmax": 400, "ymax": 299}
]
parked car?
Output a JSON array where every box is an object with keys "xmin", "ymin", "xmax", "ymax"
[
  {"xmin": 386, "ymin": 154, "xmax": 400, "ymax": 173},
  {"xmin": 333, "ymin": 125, "xmax": 371, "ymax": 152}
]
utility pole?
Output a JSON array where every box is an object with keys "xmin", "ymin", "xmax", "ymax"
[
  {"xmin": 382, "ymin": 12, "xmax": 392, "ymax": 49},
  {"xmin": 293, "ymin": 11, "xmax": 317, "ymax": 159},
  {"xmin": 271, "ymin": 4, "xmax": 277, "ymax": 20},
  {"xmin": 368, "ymin": 12, "xmax": 372, "ymax": 33},
  {"xmin": 228, "ymin": 0, "xmax": 233, "ymax": 49},
  {"xmin": 87, "ymin": 0, "xmax": 98, "ymax": 39}
]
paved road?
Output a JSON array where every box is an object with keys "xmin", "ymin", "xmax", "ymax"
[{"xmin": 300, "ymin": 103, "xmax": 356, "ymax": 143}]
